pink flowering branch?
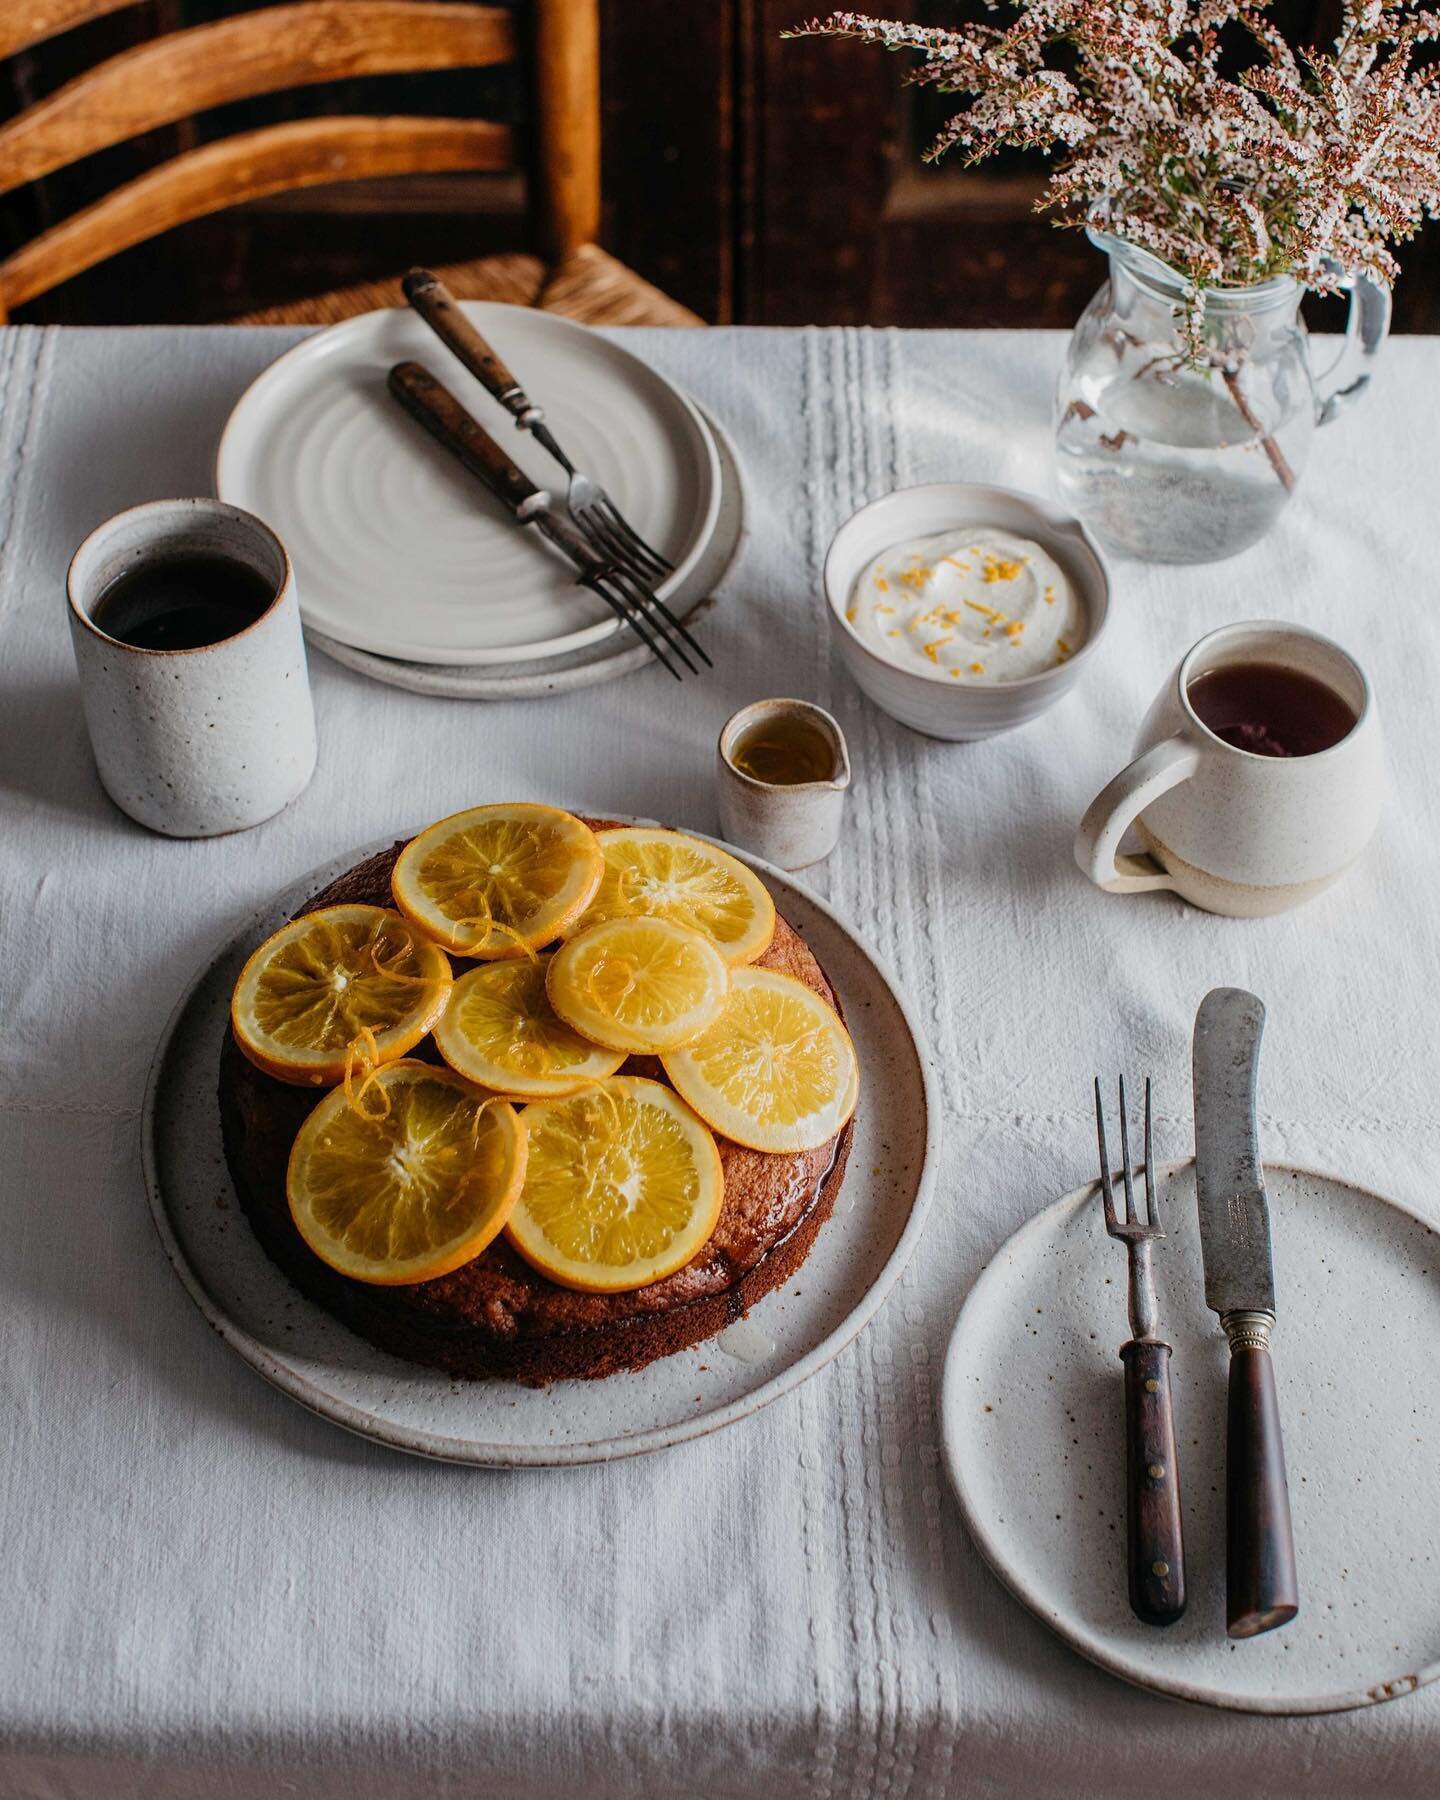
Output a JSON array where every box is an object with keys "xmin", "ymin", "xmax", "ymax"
[{"xmin": 786, "ymin": 1, "xmax": 1440, "ymax": 307}]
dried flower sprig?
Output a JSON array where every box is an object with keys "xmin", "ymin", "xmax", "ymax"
[{"xmin": 788, "ymin": 2, "xmax": 1440, "ymax": 310}]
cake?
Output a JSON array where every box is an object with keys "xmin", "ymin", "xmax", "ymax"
[{"xmin": 218, "ymin": 823, "xmax": 855, "ymax": 1383}]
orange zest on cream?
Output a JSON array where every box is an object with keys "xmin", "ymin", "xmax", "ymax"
[{"xmin": 846, "ymin": 527, "xmax": 1084, "ymax": 684}]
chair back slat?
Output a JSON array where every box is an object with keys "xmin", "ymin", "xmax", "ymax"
[
  {"xmin": 0, "ymin": 114, "xmax": 511, "ymax": 311},
  {"xmin": 0, "ymin": 0, "xmax": 146, "ymax": 61},
  {"xmin": 0, "ymin": 2, "xmax": 515, "ymax": 198},
  {"xmin": 533, "ymin": 0, "xmax": 599, "ymax": 260}
]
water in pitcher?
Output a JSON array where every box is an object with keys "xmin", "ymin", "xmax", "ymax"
[{"xmin": 1055, "ymin": 358, "xmax": 1313, "ymax": 563}]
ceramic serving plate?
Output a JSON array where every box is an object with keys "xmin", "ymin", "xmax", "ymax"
[
  {"xmin": 304, "ymin": 404, "xmax": 745, "ymax": 700},
  {"xmin": 216, "ymin": 306, "xmax": 721, "ymax": 664},
  {"xmin": 942, "ymin": 1161, "xmax": 1440, "ymax": 1713},
  {"xmin": 143, "ymin": 832, "xmax": 938, "ymax": 1465}
]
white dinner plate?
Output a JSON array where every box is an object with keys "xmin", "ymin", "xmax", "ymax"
[
  {"xmin": 942, "ymin": 1161, "xmax": 1440, "ymax": 1713},
  {"xmin": 304, "ymin": 402, "xmax": 745, "ymax": 699},
  {"xmin": 216, "ymin": 306, "xmax": 721, "ymax": 664},
  {"xmin": 143, "ymin": 830, "xmax": 938, "ymax": 1465}
]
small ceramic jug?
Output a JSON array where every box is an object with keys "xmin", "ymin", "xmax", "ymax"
[
  {"xmin": 1075, "ymin": 622, "xmax": 1382, "ymax": 917},
  {"xmin": 68, "ymin": 498, "xmax": 317, "ymax": 837},
  {"xmin": 717, "ymin": 699, "xmax": 851, "ymax": 870}
]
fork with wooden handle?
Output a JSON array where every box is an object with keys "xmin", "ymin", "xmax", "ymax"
[
  {"xmin": 1095, "ymin": 1075, "xmax": 1187, "ymax": 1627},
  {"xmin": 402, "ymin": 268, "xmax": 688, "ymax": 601},
  {"xmin": 387, "ymin": 361, "xmax": 693, "ymax": 679}
]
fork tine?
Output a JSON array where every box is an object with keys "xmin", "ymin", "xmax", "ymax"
[
  {"xmin": 575, "ymin": 503, "xmax": 633, "ymax": 568},
  {"xmin": 1117, "ymin": 1074, "xmax": 1137, "ymax": 1225},
  {"xmin": 1143, "ymin": 1075, "xmax": 1159, "ymax": 1229},
  {"xmin": 607, "ymin": 560, "xmax": 711, "ymax": 674},
  {"xmin": 625, "ymin": 572, "xmax": 713, "ymax": 668},
  {"xmin": 583, "ymin": 573, "xmax": 682, "ymax": 680},
  {"xmin": 1094, "ymin": 1077, "xmax": 1117, "ymax": 1233},
  {"xmin": 607, "ymin": 565, "xmax": 699, "ymax": 673},
  {"xmin": 576, "ymin": 507, "xmax": 713, "ymax": 668},
  {"xmin": 595, "ymin": 496, "xmax": 674, "ymax": 576}
]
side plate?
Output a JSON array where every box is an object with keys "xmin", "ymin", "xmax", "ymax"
[{"xmin": 942, "ymin": 1161, "xmax": 1440, "ymax": 1713}]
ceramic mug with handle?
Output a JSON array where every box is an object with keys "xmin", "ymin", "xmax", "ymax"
[{"xmin": 1075, "ymin": 622, "xmax": 1383, "ymax": 918}]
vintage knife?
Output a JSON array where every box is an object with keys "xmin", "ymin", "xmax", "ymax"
[{"xmin": 1193, "ymin": 987, "xmax": 1299, "ymax": 1639}]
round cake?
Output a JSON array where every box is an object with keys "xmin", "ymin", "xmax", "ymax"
[{"xmin": 218, "ymin": 823, "xmax": 855, "ymax": 1383}]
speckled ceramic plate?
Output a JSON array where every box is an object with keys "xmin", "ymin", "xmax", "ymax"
[
  {"xmin": 942, "ymin": 1161, "xmax": 1440, "ymax": 1714},
  {"xmin": 143, "ymin": 831, "xmax": 938, "ymax": 1466},
  {"xmin": 303, "ymin": 404, "xmax": 744, "ymax": 699},
  {"xmin": 216, "ymin": 305, "xmax": 719, "ymax": 664}
]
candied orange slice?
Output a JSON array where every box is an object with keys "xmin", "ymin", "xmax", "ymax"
[
  {"xmin": 505, "ymin": 1076, "xmax": 723, "ymax": 1292},
  {"xmin": 286, "ymin": 1062, "xmax": 525, "ymax": 1284},
  {"xmin": 546, "ymin": 916, "xmax": 729, "ymax": 1053},
  {"xmin": 231, "ymin": 904, "xmax": 451, "ymax": 1088},
  {"xmin": 661, "ymin": 967, "xmax": 858, "ymax": 1152},
  {"xmin": 566, "ymin": 827, "xmax": 776, "ymax": 965},
  {"xmin": 432, "ymin": 956, "xmax": 625, "ymax": 1098},
  {"xmin": 391, "ymin": 803, "xmax": 602, "ymax": 958}
]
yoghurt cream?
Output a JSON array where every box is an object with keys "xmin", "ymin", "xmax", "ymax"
[{"xmin": 845, "ymin": 527, "xmax": 1084, "ymax": 684}]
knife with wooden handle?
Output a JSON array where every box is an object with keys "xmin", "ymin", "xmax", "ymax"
[{"xmin": 1192, "ymin": 987, "xmax": 1300, "ymax": 1639}]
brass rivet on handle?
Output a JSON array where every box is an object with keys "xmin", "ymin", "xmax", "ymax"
[
  {"xmin": 1145, "ymin": 1377, "xmax": 1159, "ymax": 1392},
  {"xmin": 1148, "ymin": 1462, "xmax": 1165, "ymax": 1480},
  {"xmin": 1151, "ymin": 1561, "xmax": 1170, "ymax": 1578}
]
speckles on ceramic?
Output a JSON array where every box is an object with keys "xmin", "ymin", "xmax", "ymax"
[
  {"xmin": 941, "ymin": 1161, "xmax": 1440, "ymax": 1714},
  {"xmin": 142, "ymin": 829, "xmax": 939, "ymax": 1466},
  {"xmin": 67, "ymin": 499, "xmax": 317, "ymax": 837},
  {"xmin": 717, "ymin": 699, "xmax": 851, "ymax": 870},
  {"xmin": 1075, "ymin": 622, "xmax": 1384, "ymax": 915}
]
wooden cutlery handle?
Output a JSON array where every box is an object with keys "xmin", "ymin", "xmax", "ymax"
[
  {"xmin": 1121, "ymin": 1339, "xmax": 1186, "ymax": 1626},
  {"xmin": 403, "ymin": 268, "xmax": 531, "ymax": 421},
  {"xmin": 387, "ymin": 361, "xmax": 539, "ymax": 516},
  {"xmin": 1225, "ymin": 1337, "xmax": 1299, "ymax": 1638}
]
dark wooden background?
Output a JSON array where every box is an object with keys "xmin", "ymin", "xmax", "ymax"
[{"xmin": 5, "ymin": 0, "xmax": 1438, "ymax": 329}]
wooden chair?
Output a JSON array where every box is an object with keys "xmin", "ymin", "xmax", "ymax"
[{"xmin": 0, "ymin": 0, "xmax": 702, "ymax": 327}]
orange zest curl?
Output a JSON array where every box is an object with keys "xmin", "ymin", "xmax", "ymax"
[
  {"xmin": 573, "ymin": 1080, "xmax": 624, "ymax": 1144},
  {"xmin": 585, "ymin": 953, "xmax": 638, "ymax": 1018},
  {"xmin": 466, "ymin": 1092, "xmax": 508, "ymax": 1152},
  {"xmin": 368, "ymin": 922, "xmax": 436, "ymax": 985},
  {"xmin": 342, "ymin": 1027, "xmax": 392, "ymax": 1122},
  {"xmin": 616, "ymin": 864, "xmax": 655, "ymax": 914},
  {"xmin": 508, "ymin": 1036, "xmax": 556, "ymax": 1078},
  {"xmin": 449, "ymin": 894, "xmax": 540, "ymax": 963}
]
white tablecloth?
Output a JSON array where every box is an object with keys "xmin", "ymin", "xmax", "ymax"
[{"xmin": 2, "ymin": 320, "xmax": 1435, "ymax": 1798}]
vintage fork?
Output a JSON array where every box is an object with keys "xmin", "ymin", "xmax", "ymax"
[
  {"xmin": 402, "ymin": 269, "xmax": 688, "ymax": 595},
  {"xmin": 1094, "ymin": 1075, "xmax": 1187, "ymax": 1627},
  {"xmin": 388, "ymin": 362, "xmax": 696, "ymax": 678}
]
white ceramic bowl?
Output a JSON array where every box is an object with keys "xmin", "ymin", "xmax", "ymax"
[{"xmin": 823, "ymin": 482, "xmax": 1112, "ymax": 741}]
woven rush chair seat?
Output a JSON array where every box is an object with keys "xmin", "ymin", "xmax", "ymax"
[{"xmin": 237, "ymin": 243, "xmax": 703, "ymax": 328}]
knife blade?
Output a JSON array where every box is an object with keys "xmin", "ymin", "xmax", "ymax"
[
  {"xmin": 1193, "ymin": 987, "xmax": 1274, "ymax": 1318},
  {"xmin": 1192, "ymin": 987, "xmax": 1299, "ymax": 1639}
]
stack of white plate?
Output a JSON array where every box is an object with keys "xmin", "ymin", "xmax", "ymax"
[{"xmin": 216, "ymin": 305, "xmax": 743, "ymax": 699}]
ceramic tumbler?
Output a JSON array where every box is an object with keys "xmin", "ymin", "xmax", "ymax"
[
  {"xmin": 717, "ymin": 699, "xmax": 851, "ymax": 870},
  {"xmin": 68, "ymin": 499, "xmax": 317, "ymax": 838},
  {"xmin": 1075, "ymin": 621, "xmax": 1382, "ymax": 917}
]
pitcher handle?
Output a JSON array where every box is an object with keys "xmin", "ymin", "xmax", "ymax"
[
  {"xmin": 1315, "ymin": 263, "xmax": 1390, "ymax": 427},
  {"xmin": 1074, "ymin": 737, "xmax": 1201, "ymax": 895}
]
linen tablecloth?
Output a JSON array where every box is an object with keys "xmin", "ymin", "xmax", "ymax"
[{"xmin": 2, "ymin": 320, "xmax": 1435, "ymax": 1799}]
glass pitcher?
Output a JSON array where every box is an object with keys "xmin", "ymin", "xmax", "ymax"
[{"xmin": 1053, "ymin": 229, "xmax": 1389, "ymax": 564}]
